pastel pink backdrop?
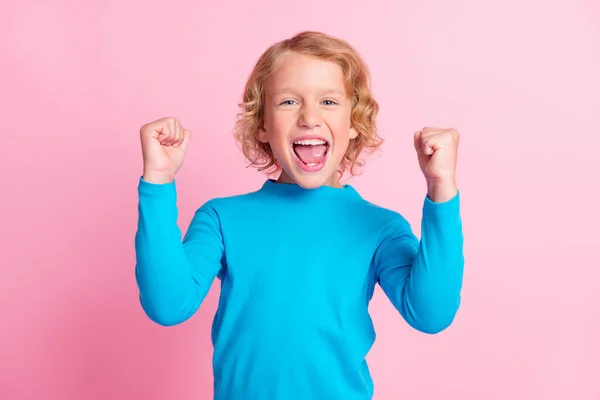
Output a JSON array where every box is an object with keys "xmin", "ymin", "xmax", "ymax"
[{"xmin": 1, "ymin": 0, "xmax": 599, "ymax": 399}]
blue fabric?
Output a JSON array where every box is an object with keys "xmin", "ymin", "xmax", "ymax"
[{"xmin": 135, "ymin": 178, "xmax": 464, "ymax": 399}]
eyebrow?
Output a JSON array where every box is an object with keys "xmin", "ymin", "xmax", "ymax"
[{"xmin": 272, "ymin": 87, "xmax": 346, "ymax": 96}]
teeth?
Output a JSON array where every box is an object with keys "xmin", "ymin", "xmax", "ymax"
[
  {"xmin": 306, "ymin": 163, "xmax": 318, "ymax": 167},
  {"xmin": 293, "ymin": 139, "xmax": 327, "ymax": 145}
]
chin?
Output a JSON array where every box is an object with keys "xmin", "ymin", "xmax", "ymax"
[{"xmin": 292, "ymin": 173, "xmax": 333, "ymax": 189}]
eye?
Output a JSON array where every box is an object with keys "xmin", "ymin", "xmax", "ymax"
[
  {"xmin": 321, "ymin": 99, "xmax": 338, "ymax": 106},
  {"xmin": 279, "ymin": 100, "xmax": 297, "ymax": 106}
]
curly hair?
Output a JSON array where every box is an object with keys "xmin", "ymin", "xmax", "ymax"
[{"xmin": 234, "ymin": 31, "xmax": 382, "ymax": 177}]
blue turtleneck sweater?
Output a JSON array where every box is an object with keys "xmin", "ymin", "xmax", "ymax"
[{"xmin": 135, "ymin": 178, "xmax": 464, "ymax": 400}]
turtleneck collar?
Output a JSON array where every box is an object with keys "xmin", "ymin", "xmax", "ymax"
[{"xmin": 258, "ymin": 179, "xmax": 362, "ymax": 201}]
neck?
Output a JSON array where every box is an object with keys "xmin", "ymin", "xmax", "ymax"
[{"xmin": 276, "ymin": 170, "xmax": 343, "ymax": 188}]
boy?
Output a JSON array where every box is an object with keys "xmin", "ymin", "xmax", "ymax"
[{"xmin": 135, "ymin": 31, "xmax": 464, "ymax": 400}]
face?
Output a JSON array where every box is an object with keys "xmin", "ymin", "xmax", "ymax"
[{"xmin": 259, "ymin": 51, "xmax": 357, "ymax": 189}]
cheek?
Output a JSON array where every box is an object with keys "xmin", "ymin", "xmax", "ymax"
[
  {"xmin": 264, "ymin": 115, "xmax": 291, "ymax": 153},
  {"xmin": 268, "ymin": 112, "xmax": 294, "ymax": 133},
  {"xmin": 329, "ymin": 114, "xmax": 354, "ymax": 141}
]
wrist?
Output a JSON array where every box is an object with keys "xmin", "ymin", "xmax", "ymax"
[
  {"xmin": 142, "ymin": 170, "xmax": 174, "ymax": 184},
  {"xmin": 427, "ymin": 178, "xmax": 458, "ymax": 203}
]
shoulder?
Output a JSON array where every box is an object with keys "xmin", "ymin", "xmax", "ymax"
[
  {"xmin": 341, "ymin": 193, "xmax": 416, "ymax": 248},
  {"xmin": 352, "ymin": 198, "xmax": 419, "ymax": 261},
  {"xmin": 353, "ymin": 195, "xmax": 413, "ymax": 231},
  {"xmin": 193, "ymin": 186, "xmax": 270, "ymax": 225},
  {"xmin": 201, "ymin": 190, "xmax": 259, "ymax": 208},
  {"xmin": 196, "ymin": 188, "xmax": 261, "ymax": 214}
]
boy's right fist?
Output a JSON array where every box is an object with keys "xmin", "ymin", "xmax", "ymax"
[{"xmin": 140, "ymin": 117, "xmax": 191, "ymax": 184}]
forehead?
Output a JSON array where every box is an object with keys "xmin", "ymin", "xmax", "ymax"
[{"xmin": 267, "ymin": 51, "xmax": 346, "ymax": 94}]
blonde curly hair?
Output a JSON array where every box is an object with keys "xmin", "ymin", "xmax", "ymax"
[{"xmin": 234, "ymin": 31, "xmax": 382, "ymax": 177}]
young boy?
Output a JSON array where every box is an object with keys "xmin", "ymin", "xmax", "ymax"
[{"xmin": 135, "ymin": 31, "xmax": 464, "ymax": 400}]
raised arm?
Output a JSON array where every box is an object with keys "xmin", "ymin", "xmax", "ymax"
[
  {"xmin": 134, "ymin": 117, "xmax": 223, "ymax": 326},
  {"xmin": 135, "ymin": 178, "xmax": 224, "ymax": 326},
  {"xmin": 373, "ymin": 193, "xmax": 464, "ymax": 334}
]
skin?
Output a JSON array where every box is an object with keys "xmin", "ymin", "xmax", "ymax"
[
  {"xmin": 414, "ymin": 127, "xmax": 460, "ymax": 203},
  {"xmin": 140, "ymin": 53, "xmax": 460, "ymax": 203}
]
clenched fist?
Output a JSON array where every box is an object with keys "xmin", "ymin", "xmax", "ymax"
[
  {"xmin": 140, "ymin": 117, "xmax": 191, "ymax": 184},
  {"xmin": 414, "ymin": 127, "xmax": 459, "ymax": 203}
]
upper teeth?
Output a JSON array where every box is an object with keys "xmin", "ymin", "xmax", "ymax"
[{"xmin": 294, "ymin": 139, "xmax": 327, "ymax": 145}]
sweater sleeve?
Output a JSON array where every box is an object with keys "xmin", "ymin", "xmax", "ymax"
[
  {"xmin": 134, "ymin": 177, "xmax": 224, "ymax": 326},
  {"xmin": 373, "ymin": 192, "xmax": 464, "ymax": 334}
]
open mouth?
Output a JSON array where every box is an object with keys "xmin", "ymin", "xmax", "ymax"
[{"xmin": 292, "ymin": 138, "xmax": 330, "ymax": 171}]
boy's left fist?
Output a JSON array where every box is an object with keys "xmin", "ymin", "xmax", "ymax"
[{"xmin": 414, "ymin": 127, "xmax": 459, "ymax": 201}]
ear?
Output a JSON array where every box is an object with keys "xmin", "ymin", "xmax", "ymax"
[
  {"xmin": 257, "ymin": 125, "xmax": 269, "ymax": 143},
  {"xmin": 349, "ymin": 126, "xmax": 359, "ymax": 140}
]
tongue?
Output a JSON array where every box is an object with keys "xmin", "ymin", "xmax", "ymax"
[{"xmin": 294, "ymin": 144, "xmax": 327, "ymax": 164}]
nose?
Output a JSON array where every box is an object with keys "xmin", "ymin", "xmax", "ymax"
[{"xmin": 298, "ymin": 104, "xmax": 322, "ymax": 129}]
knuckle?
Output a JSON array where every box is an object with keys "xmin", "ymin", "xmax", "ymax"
[{"xmin": 162, "ymin": 117, "xmax": 178, "ymax": 128}]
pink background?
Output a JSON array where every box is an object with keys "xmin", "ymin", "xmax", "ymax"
[{"xmin": 1, "ymin": 0, "xmax": 599, "ymax": 399}]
